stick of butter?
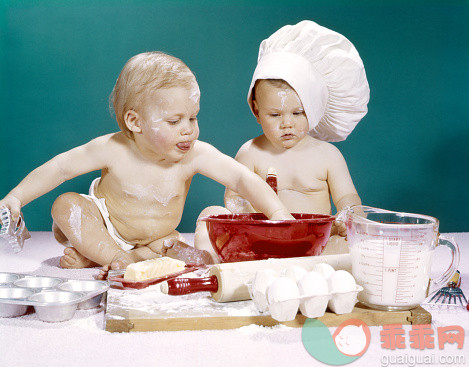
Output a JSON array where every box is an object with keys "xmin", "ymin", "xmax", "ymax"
[{"xmin": 124, "ymin": 257, "xmax": 186, "ymax": 281}]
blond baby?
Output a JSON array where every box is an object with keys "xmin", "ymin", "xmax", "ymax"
[{"xmin": 0, "ymin": 52, "xmax": 293, "ymax": 273}]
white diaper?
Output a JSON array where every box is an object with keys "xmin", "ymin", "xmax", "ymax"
[{"xmin": 80, "ymin": 178, "xmax": 135, "ymax": 251}]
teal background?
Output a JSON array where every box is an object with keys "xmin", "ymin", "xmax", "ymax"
[{"xmin": 1, "ymin": 0, "xmax": 468, "ymax": 233}]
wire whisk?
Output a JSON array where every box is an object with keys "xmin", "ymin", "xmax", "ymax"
[{"xmin": 428, "ymin": 270, "xmax": 467, "ymax": 307}]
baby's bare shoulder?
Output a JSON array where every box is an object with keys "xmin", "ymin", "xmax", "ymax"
[
  {"xmin": 80, "ymin": 132, "xmax": 134, "ymax": 163},
  {"xmin": 233, "ymin": 139, "xmax": 259, "ymax": 167},
  {"xmin": 236, "ymin": 139, "xmax": 254, "ymax": 155},
  {"xmin": 304, "ymin": 137, "xmax": 343, "ymax": 157},
  {"xmin": 184, "ymin": 140, "xmax": 222, "ymax": 167},
  {"xmin": 85, "ymin": 132, "xmax": 123, "ymax": 147},
  {"xmin": 190, "ymin": 140, "xmax": 218, "ymax": 156},
  {"xmin": 236, "ymin": 135, "xmax": 266, "ymax": 156},
  {"xmin": 92, "ymin": 132, "xmax": 134, "ymax": 151}
]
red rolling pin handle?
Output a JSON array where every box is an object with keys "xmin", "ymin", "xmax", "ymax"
[
  {"xmin": 165, "ymin": 275, "xmax": 219, "ymax": 295},
  {"xmin": 266, "ymin": 167, "xmax": 277, "ymax": 194},
  {"xmin": 266, "ymin": 174, "xmax": 277, "ymax": 194}
]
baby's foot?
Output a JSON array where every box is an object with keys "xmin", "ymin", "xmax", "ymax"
[
  {"xmin": 163, "ymin": 239, "xmax": 214, "ymax": 265},
  {"xmin": 98, "ymin": 252, "xmax": 134, "ymax": 280},
  {"xmin": 59, "ymin": 247, "xmax": 98, "ymax": 269}
]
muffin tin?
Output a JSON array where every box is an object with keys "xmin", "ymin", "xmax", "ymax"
[{"xmin": 0, "ymin": 272, "xmax": 109, "ymax": 322}]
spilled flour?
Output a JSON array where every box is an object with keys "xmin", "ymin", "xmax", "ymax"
[{"xmin": 107, "ymin": 283, "xmax": 261, "ymax": 320}]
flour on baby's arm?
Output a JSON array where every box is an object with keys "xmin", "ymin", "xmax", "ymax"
[
  {"xmin": 192, "ymin": 140, "xmax": 292, "ymax": 220},
  {"xmin": 224, "ymin": 139, "xmax": 257, "ymax": 213}
]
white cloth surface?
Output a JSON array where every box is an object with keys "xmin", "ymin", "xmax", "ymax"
[{"xmin": 0, "ymin": 232, "xmax": 468, "ymax": 367}]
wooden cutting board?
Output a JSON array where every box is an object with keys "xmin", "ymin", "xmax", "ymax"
[{"xmin": 105, "ymin": 285, "xmax": 431, "ymax": 333}]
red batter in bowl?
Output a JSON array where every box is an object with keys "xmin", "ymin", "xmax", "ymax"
[{"xmin": 201, "ymin": 213, "xmax": 335, "ymax": 263}]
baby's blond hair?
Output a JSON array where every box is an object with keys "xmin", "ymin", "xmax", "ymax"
[{"xmin": 110, "ymin": 51, "xmax": 197, "ymax": 138}]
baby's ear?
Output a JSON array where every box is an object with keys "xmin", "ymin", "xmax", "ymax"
[
  {"xmin": 252, "ymin": 100, "xmax": 260, "ymax": 121},
  {"xmin": 124, "ymin": 110, "xmax": 142, "ymax": 133}
]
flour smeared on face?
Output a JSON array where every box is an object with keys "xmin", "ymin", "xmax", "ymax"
[
  {"xmin": 124, "ymin": 183, "xmax": 177, "ymax": 206},
  {"xmin": 189, "ymin": 84, "xmax": 200, "ymax": 104},
  {"xmin": 69, "ymin": 205, "xmax": 82, "ymax": 242},
  {"xmin": 278, "ymin": 90, "xmax": 288, "ymax": 109},
  {"xmin": 297, "ymin": 129, "xmax": 306, "ymax": 139},
  {"xmin": 334, "ymin": 325, "xmax": 367, "ymax": 356},
  {"xmin": 150, "ymin": 117, "xmax": 163, "ymax": 125}
]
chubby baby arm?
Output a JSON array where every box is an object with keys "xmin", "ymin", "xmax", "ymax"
[
  {"xmin": 236, "ymin": 170, "xmax": 292, "ymax": 220},
  {"xmin": 223, "ymin": 140, "xmax": 258, "ymax": 213},
  {"xmin": 0, "ymin": 134, "xmax": 112, "ymax": 222},
  {"xmin": 193, "ymin": 141, "xmax": 293, "ymax": 220},
  {"xmin": 224, "ymin": 188, "xmax": 256, "ymax": 213},
  {"xmin": 325, "ymin": 144, "xmax": 362, "ymax": 236}
]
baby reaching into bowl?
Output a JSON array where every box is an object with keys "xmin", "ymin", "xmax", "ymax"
[
  {"xmin": 194, "ymin": 20, "xmax": 370, "ymax": 263},
  {"xmin": 0, "ymin": 51, "xmax": 294, "ymax": 276}
]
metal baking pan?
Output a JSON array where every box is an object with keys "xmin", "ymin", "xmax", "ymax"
[{"xmin": 0, "ymin": 272, "xmax": 109, "ymax": 322}]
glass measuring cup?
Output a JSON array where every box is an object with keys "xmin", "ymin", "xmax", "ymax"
[{"xmin": 338, "ymin": 206, "xmax": 459, "ymax": 311}]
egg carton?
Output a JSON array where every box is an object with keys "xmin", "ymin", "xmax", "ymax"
[
  {"xmin": 251, "ymin": 283, "xmax": 363, "ymax": 321},
  {"xmin": 249, "ymin": 266, "xmax": 364, "ymax": 322},
  {"xmin": 0, "ymin": 272, "xmax": 109, "ymax": 322},
  {"xmin": 269, "ymin": 285, "xmax": 364, "ymax": 322}
]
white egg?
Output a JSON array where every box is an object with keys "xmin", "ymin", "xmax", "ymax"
[
  {"xmin": 328, "ymin": 289, "xmax": 361, "ymax": 315},
  {"xmin": 299, "ymin": 294, "xmax": 329, "ymax": 319},
  {"xmin": 267, "ymin": 277, "xmax": 300, "ymax": 321},
  {"xmin": 267, "ymin": 277, "xmax": 299, "ymax": 303},
  {"xmin": 268, "ymin": 298, "xmax": 300, "ymax": 322},
  {"xmin": 328, "ymin": 270, "xmax": 357, "ymax": 293},
  {"xmin": 309, "ymin": 263, "xmax": 335, "ymax": 280},
  {"xmin": 281, "ymin": 266, "xmax": 307, "ymax": 283},
  {"xmin": 250, "ymin": 269, "xmax": 279, "ymax": 312},
  {"xmin": 297, "ymin": 271, "xmax": 329, "ymax": 297},
  {"xmin": 252, "ymin": 269, "xmax": 279, "ymax": 294}
]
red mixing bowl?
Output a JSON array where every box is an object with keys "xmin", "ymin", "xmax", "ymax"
[{"xmin": 201, "ymin": 213, "xmax": 335, "ymax": 263}]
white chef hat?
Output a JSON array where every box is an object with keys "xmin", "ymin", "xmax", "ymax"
[{"xmin": 247, "ymin": 20, "xmax": 370, "ymax": 142}]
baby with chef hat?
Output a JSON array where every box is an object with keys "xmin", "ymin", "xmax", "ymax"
[{"xmin": 194, "ymin": 20, "xmax": 370, "ymax": 262}]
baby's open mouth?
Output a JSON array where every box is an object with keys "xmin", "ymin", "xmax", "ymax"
[{"xmin": 176, "ymin": 142, "xmax": 192, "ymax": 151}]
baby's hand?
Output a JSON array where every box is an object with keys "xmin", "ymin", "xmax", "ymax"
[
  {"xmin": 332, "ymin": 221, "xmax": 347, "ymax": 237},
  {"xmin": 0, "ymin": 195, "xmax": 22, "ymax": 225},
  {"xmin": 269, "ymin": 209, "xmax": 295, "ymax": 221},
  {"xmin": 98, "ymin": 254, "xmax": 132, "ymax": 280}
]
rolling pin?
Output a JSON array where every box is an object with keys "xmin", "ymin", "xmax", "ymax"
[{"xmin": 161, "ymin": 253, "xmax": 351, "ymax": 302}]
